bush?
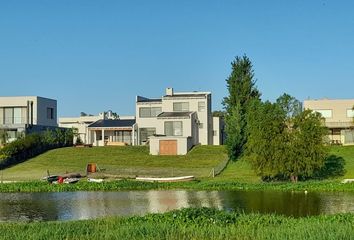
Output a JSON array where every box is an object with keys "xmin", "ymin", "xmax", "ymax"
[{"xmin": 0, "ymin": 129, "xmax": 74, "ymax": 169}]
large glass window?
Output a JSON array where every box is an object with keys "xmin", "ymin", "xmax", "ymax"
[
  {"xmin": 347, "ymin": 109, "xmax": 354, "ymax": 118},
  {"xmin": 173, "ymin": 102, "xmax": 189, "ymax": 112},
  {"xmin": 13, "ymin": 108, "xmax": 22, "ymax": 124},
  {"xmin": 151, "ymin": 107, "xmax": 162, "ymax": 117},
  {"xmin": 315, "ymin": 109, "xmax": 332, "ymax": 118},
  {"xmin": 139, "ymin": 128, "xmax": 156, "ymax": 144},
  {"xmin": 164, "ymin": 121, "xmax": 183, "ymax": 136},
  {"xmin": 4, "ymin": 108, "xmax": 13, "ymax": 124},
  {"xmin": 198, "ymin": 101, "xmax": 205, "ymax": 112},
  {"xmin": 139, "ymin": 107, "xmax": 162, "ymax": 118}
]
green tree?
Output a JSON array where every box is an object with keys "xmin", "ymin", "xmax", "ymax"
[
  {"xmin": 246, "ymin": 94, "xmax": 328, "ymax": 182},
  {"xmin": 281, "ymin": 110, "xmax": 328, "ymax": 182},
  {"xmin": 246, "ymin": 100, "xmax": 286, "ymax": 177},
  {"xmin": 212, "ymin": 111, "xmax": 225, "ymax": 118},
  {"xmin": 276, "ymin": 93, "xmax": 302, "ymax": 120},
  {"xmin": 223, "ymin": 55, "xmax": 261, "ymax": 160}
]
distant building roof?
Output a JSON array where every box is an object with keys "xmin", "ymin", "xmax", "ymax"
[
  {"xmin": 88, "ymin": 119, "xmax": 136, "ymax": 128},
  {"xmin": 136, "ymin": 96, "xmax": 162, "ymax": 103},
  {"xmin": 163, "ymin": 93, "xmax": 208, "ymax": 98},
  {"xmin": 157, "ymin": 112, "xmax": 193, "ymax": 118}
]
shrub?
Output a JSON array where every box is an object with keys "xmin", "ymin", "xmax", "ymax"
[{"xmin": 0, "ymin": 129, "xmax": 74, "ymax": 169}]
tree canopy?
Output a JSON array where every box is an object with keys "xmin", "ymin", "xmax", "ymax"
[
  {"xmin": 223, "ymin": 55, "xmax": 260, "ymax": 160},
  {"xmin": 246, "ymin": 95, "xmax": 328, "ymax": 182}
]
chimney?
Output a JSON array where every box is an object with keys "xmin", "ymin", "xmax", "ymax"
[{"xmin": 166, "ymin": 87, "xmax": 173, "ymax": 96}]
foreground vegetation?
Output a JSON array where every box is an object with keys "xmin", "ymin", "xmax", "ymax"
[
  {"xmin": 2, "ymin": 178, "xmax": 354, "ymax": 193},
  {"xmin": 0, "ymin": 208, "xmax": 353, "ymax": 240}
]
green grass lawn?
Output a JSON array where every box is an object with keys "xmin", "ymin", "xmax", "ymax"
[
  {"xmin": 215, "ymin": 145, "xmax": 354, "ymax": 183},
  {"xmin": 1, "ymin": 144, "xmax": 354, "ymax": 185},
  {"xmin": 329, "ymin": 145, "xmax": 354, "ymax": 179},
  {"xmin": 0, "ymin": 145, "xmax": 227, "ymax": 181}
]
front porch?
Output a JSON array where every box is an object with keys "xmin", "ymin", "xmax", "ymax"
[
  {"xmin": 87, "ymin": 119, "xmax": 137, "ymax": 146},
  {"xmin": 90, "ymin": 128, "xmax": 134, "ymax": 146}
]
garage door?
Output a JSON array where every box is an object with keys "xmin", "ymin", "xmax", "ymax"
[{"xmin": 159, "ymin": 140, "xmax": 177, "ymax": 155}]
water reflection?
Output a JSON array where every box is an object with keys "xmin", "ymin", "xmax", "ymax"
[{"xmin": 0, "ymin": 190, "xmax": 354, "ymax": 222}]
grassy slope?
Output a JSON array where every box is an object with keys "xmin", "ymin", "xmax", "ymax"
[
  {"xmin": 0, "ymin": 208, "xmax": 353, "ymax": 240},
  {"xmin": 216, "ymin": 145, "xmax": 354, "ymax": 183},
  {"xmin": 1, "ymin": 144, "xmax": 354, "ymax": 185},
  {"xmin": 0, "ymin": 145, "xmax": 227, "ymax": 181},
  {"xmin": 330, "ymin": 145, "xmax": 354, "ymax": 179}
]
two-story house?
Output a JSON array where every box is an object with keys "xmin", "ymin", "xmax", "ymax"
[
  {"xmin": 304, "ymin": 98, "xmax": 354, "ymax": 145},
  {"xmin": 0, "ymin": 96, "xmax": 58, "ymax": 143},
  {"xmin": 136, "ymin": 88, "xmax": 223, "ymax": 155}
]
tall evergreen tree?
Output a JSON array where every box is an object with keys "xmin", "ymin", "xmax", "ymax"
[{"xmin": 223, "ymin": 55, "xmax": 260, "ymax": 160}]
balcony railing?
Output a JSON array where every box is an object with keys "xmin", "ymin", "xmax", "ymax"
[{"xmin": 325, "ymin": 121, "xmax": 354, "ymax": 128}]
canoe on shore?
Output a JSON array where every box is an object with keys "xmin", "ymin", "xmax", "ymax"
[{"xmin": 135, "ymin": 176, "xmax": 195, "ymax": 183}]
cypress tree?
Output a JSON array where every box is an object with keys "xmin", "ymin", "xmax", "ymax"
[{"xmin": 223, "ymin": 55, "xmax": 260, "ymax": 160}]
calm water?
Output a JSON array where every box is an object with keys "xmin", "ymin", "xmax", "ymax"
[{"xmin": 1, "ymin": 190, "xmax": 354, "ymax": 221}]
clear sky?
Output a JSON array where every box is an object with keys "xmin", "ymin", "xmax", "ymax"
[{"xmin": 1, "ymin": 1, "xmax": 354, "ymax": 117}]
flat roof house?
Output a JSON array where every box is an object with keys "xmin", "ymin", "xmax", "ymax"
[
  {"xmin": 136, "ymin": 88, "xmax": 224, "ymax": 155},
  {"xmin": 0, "ymin": 96, "xmax": 57, "ymax": 143},
  {"xmin": 304, "ymin": 98, "xmax": 354, "ymax": 145}
]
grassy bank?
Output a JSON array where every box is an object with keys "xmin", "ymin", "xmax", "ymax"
[
  {"xmin": 0, "ymin": 208, "xmax": 353, "ymax": 240},
  {"xmin": 0, "ymin": 145, "xmax": 227, "ymax": 181},
  {"xmin": 0, "ymin": 145, "xmax": 354, "ymax": 192}
]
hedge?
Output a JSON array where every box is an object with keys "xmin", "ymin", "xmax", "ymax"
[{"xmin": 0, "ymin": 129, "xmax": 74, "ymax": 169}]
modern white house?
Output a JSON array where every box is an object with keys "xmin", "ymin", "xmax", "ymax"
[
  {"xmin": 136, "ymin": 88, "xmax": 224, "ymax": 155},
  {"xmin": 59, "ymin": 111, "xmax": 136, "ymax": 146},
  {"xmin": 0, "ymin": 96, "xmax": 57, "ymax": 142},
  {"xmin": 304, "ymin": 98, "xmax": 354, "ymax": 145},
  {"xmin": 59, "ymin": 88, "xmax": 224, "ymax": 154}
]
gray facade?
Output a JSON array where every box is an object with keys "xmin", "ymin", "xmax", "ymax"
[{"xmin": 0, "ymin": 96, "xmax": 58, "ymax": 142}]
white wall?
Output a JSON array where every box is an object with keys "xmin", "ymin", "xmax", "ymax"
[
  {"xmin": 213, "ymin": 117, "xmax": 220, "ymax": 145},
  {"xmin": 162, "ymin": 94, "xmax": 211, "ymax": 145}
]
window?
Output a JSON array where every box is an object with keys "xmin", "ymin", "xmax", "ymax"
[
  {"xmin": 139, "ymin": 128, "xmax": 156, "ymax": 144},
  {"xmin": 139, "ymin": 107, "xmax": 162, "ymax": 118},
  {"xmin": 0, "ymin": 108, "xmax": 3, "ymax": 125},
  {"xmin": 164, "ymin": 121, "xmax": 183, "ymax": 136},
  {"xmin": 198, "ymin": 101, "xmax": 205, "ymax": 112},
  {"xmin": 315, "ymin": 109, "xmax": 332, "ymax": 118},
  {"xmin": 47, "ymin": 108, "xmax": 54, "ymax": 119},
  {"xmin": 4, "ymin": 108, "xmax": 13, "ymax": 124},
  {"xmin": 151, "ymin": 107, "xmax": 162, "ymax": 117},
  {"xmin": 347, "ymin": 109, "xmax": 354, "ymax": 118},
  {"xmin": 173, "ymin": 102, "xmax": 189, "ymax": 112},
  {"xmin": 13, "ymin": 108, "xmax": 22, "ymax": 124}
]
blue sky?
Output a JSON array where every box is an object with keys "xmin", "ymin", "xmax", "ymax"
[{"xmin": 1, "ymin": 1, "xmax": 354, "ymax": 117}]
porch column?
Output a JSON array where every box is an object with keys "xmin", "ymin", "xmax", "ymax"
[
  {"xmin": 102, "ymin": 129, "xmax": 105, "ymax": 146},
  {"xmin": 93, "ymin": 131, "xmax": 97, "ymax": 146},
  {"xmin": 132, "ymin": 128, "xmax": 135, "ymax": 146}
]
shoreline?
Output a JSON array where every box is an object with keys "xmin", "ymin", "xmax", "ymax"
[{"xmin": 1, "ymin": 179, "xmax": 354, "ymax": 193}]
